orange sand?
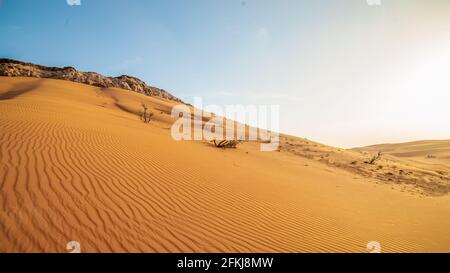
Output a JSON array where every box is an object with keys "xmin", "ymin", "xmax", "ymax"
[{"xmin": 1, "ymin": 77, "xmax": 449, "ymax": 252}]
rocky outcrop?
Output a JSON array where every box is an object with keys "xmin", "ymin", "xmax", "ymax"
[{"xmin": 0, "ymin": 58, "xmax": 182, "ymax": 102}]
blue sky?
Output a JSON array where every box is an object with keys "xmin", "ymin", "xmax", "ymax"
[{"xmin": 1, "ymin": 0, "xmax": 449, "ymax": 147}]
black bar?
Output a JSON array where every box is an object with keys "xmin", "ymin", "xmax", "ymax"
[{"xmin": 0, "ymin": 253, "xmax": 447, "ymax": 272}]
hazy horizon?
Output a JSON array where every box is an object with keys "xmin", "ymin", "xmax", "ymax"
[{"xmin": 1, "ymin": 0, "xmax": 449, "ymax": 148}]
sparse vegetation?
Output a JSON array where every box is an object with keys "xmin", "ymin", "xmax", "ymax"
[
  {"xmin": 365, "ymin": 151, "xmax": 382, "ymax": 165},
  {"xmin": 141, "ymin": 103, "xmax": 154, "ymax": 123},
  {"xmin": 212, "ymin": 139, "xmax": 240, "ymax": 149}
]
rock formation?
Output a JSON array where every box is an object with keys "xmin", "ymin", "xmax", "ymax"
[{"xmin": 0, "ymin": 58, "xmax": 182, "ymax": 102}]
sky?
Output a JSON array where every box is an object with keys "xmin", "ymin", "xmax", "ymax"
[{"xmin": 1, "ymin": 0, "xmax": 449, "ymax": 148}]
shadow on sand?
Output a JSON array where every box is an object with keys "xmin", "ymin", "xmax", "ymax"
[{"xmin": 0, "ymin": 79, "xmax": 43, "ymax": 100}]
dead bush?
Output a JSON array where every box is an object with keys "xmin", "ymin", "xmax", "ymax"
[
  {"xmin": 141, "ymin": 103, "xmax": 154, "ymax": 123},
  {"xmin": 365, "ymin": 151, "xmax": 382, "ymax": 164},
  {"xmin": 212, "ymin": 139, "xmax": 241, "ymax": 149}
]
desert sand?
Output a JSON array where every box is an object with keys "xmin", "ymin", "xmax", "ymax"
[{"xmin": 1, "ymin": 76, "xmax": 449, "ymax": 252}]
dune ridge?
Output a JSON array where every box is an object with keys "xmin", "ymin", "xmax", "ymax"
[{"xmin": 1, "ymin": 77, "xmax": 450, "ymax": 253}]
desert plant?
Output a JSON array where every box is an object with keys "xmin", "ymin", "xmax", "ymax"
[
  {"xmin": 141, "ymin": 103, "xmax": 154, "ymax": 123},
  {"xmin": 212, "ymin": 139, "xmax": 241, "ymax": 149},
  {"xmin": 365, "ymin": 151, "xmax": 382, "ymax": 164}
]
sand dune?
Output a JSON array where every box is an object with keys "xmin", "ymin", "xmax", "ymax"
[
  {"xmin": 354, "ymin": 140, "xmax": 450, "ymax": 160},
  {"xmin": 279, "ymin": 136, "xmax": 450, "ymax": 196},
  {"xmin": 1, "ymin": 77, "xmax": 450, "ymax": 252}
]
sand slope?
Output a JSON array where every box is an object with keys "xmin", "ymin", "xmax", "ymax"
[
  {"xmin": 279, "ymin": 136, "xmax": 450, "ymax": 196},
  {"xmin": 1, "ymin": 77, "xmax": 450, "ymax": 252}
]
